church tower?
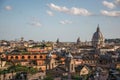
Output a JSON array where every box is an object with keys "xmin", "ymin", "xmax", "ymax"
[
  {"xmin": 56, "ymin": 38, "xmax": 59, "ymax": 44},
  {"xmin": 92, "ymin": 25, "xmax": 104, "ymax": 48},
  {"xmin": 20, "ymin": 37, "xmax": 24, "ymax": 42},
  {"xmin": 46, "ymin": 52, "xmax": 56, "ymax": 70},
  {"xmin": 65, "ymin": 52, "xmax": 75, "ymax": 73},
  {"xmin": 76, "ymin": 37, "xmax": 81, "ymax": 45}
]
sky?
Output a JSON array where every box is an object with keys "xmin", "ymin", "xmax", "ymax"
[{"xmin": 0, "ymin": 0, "xmax": 120, "ymax": 42}]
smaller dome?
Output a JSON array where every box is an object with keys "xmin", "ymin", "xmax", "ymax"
[
  {"xmin": 66, "ymin": 52, "xmax": 73, "ymax": 58},
  {"xmin": 47, "ymin": 52, "xmax": 53, "ymax": 58}
]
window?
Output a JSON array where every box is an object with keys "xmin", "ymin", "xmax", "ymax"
[
  {"xmin": 22, "ymin": 56, "xmax": 25, "ymax": 59},
  {"xmin": 34, "ymin": 56, "xmax": 37, "ymax": 59},
  {"xmin": 15, "ymin": 56, "xmax": 18, "ymax": 59},
  {"xmin": 71, "ymin": 64, "xmax": 73, "ymax": 71},
  {"xmin": 40, "ymin": 55, "xmax": 43, "ymax": 58},
  {"xmin": 28, "ymin": 56, "xmax": 31, "ymax": 59},
  {"xmin": 11, "ymin": 56, "xmax": 13, "ymax": 59}
]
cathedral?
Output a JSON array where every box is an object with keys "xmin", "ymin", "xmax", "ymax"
[{"xmin": 92, "ymin": 24, "xmax": 104, "ymax": 48}]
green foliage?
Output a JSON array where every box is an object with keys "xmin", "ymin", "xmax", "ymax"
[
  {"xmin": 81, "ymin": 74, "xmax": 90, "ymax": 80},
  {"xmin": 28, "ymin": 67, "xmax": 38, "ymax": 74},
  {"xmin": 43, "ymin": 76, "xmax": 54, "ymax": 80},
  {"xmin": 62, "ymin": 76, "xmax": 68, "ymax": 79},
  {"xmin": 0, "ymin": 69, "xmax": 8, "ymax": 74},
  {"xmin": 72, "ymin": 75, "xmax": 82, "ymax": 80},
  {"xmin": 0, "ymin": 64, "xmax": 38, "ymax": 74}
]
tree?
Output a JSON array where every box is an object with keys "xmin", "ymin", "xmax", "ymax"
[
  {"xmin": 43, "ymin": 76, "xmax": 54, "ymax": 80},
  {"xmin": 28, "ymin": 67, "xmax": 38, "ymax": 74},
  {"xmin": 7, "ymin": 64, "xmax": 38, "ymax": 74},
  {"xmin": 0, "ymin": 69, "xmax": 8, "ymax": 74},
  {"xmin": 72, "ymin": 75, "xmax": 82, "ymax": 80}
]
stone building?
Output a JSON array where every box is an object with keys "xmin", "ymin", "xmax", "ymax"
[
  {"xmin": 65, "ymin": 52, "xmax": 75, "ymax": 73},
  {"xmin": 46, "ymin": 52, "xmax": 57, "ymax": 70}
]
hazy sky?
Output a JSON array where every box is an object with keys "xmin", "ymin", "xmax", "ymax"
[{"xmin": 0, "ymin": 0, "xmax": 120, "ymax": 42}]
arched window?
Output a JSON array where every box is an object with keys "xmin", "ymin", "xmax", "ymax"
[
  {"xmin": 34, "ymin": 56, "xmax": 37, "ymax": 59},
  {"xmin": 11, "ymin": 56, "xmax": 13, "ymax": 59},
  {"xmin": 28, "ymin": 56, "xmax": 31, "ymax": 59},
  {"xmin": 15, "ymin": 56, "xmax": 18, "ymax": 59},
  {"xmin": 40, "ymin": 55, "xmax": 43, "ymax": 58},
  {"xmin": 22, "ymin": 56, "xmax": 25, "ymax": 59}
]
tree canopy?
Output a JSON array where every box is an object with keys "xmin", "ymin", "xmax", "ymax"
[{"xmin": 0, "ymin": 64, "xmax": 38, "ymax": 74}]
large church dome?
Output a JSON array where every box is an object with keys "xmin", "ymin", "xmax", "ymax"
[{"xmin": 92, "ymin": 25, "xmax": 104, "ymax": 48}]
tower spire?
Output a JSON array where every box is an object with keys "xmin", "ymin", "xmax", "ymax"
[
  {"xmin": 77, "ymin": 37, "xmax": 80, "ymax": 44},
  {"xmin": 97, "ymin": 24, "xmax": 100, "ymax": 32},
  {"xmin": 56, "ymin": 38, "xmax": 59, "ymax": 43}
]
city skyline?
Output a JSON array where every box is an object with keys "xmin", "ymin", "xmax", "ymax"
[{"xmin": 0, "ymin": 0, "xmax": 120, "ymax": 42}]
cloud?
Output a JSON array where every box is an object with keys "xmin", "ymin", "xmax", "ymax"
[
  {"xmin": 31, "ymin": 21, "xmax": 42, "ymax": 27},
  {"xmin": 29, "ymin": 17, "xmax": 42, "ymax": 27},
  {"xmin": 101, "ymin": 10, "xmax": 120, "ymax": 17},
  {"xmin": 102, "ymin": 1, "xmax": 116, "ymax": 9},
  {"xmin": 4, "ymin": 5, "xmax": 12, "ymax": 11},
  {"xmin": 60, "ymin": 20, "xmax": 72, "ymax": 24},
  {"xmin": 46, "ymin": 10, "xmax": 54, "ymax": 16},
  {"xmin": 48, "ymin": 3, "xmax": 91, "ymax": 16},
  {"xmin": 115, "ymin": 0, "xmax": 120, "ymax": 5}
]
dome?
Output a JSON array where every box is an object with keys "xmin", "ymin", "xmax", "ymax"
[
  {"xmin": 92, "ymin": 25, "xmax": 104, "ymax": 48},
  {"xmin": 92, "ymin": 26, "xmax": 104, "ymax": 41},
  {"xmin": 47, "ymin": 52, "xmax": 53, "ymax": 58},
  {"xmin": 66, "ymin": 52, "xmax": 73, "ymax": 58}
]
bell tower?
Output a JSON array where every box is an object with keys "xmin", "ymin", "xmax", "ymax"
[
  {"xmin": 56, "ymin": 38, "xmax": 59, "ymax": 44},
  {"xmin": 65, "ymin": 52, "xmax": 75, "ymax": 73},
  {"xmin": 46, "ymin": 52, "xmax": 56, "ymax": 70}
]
